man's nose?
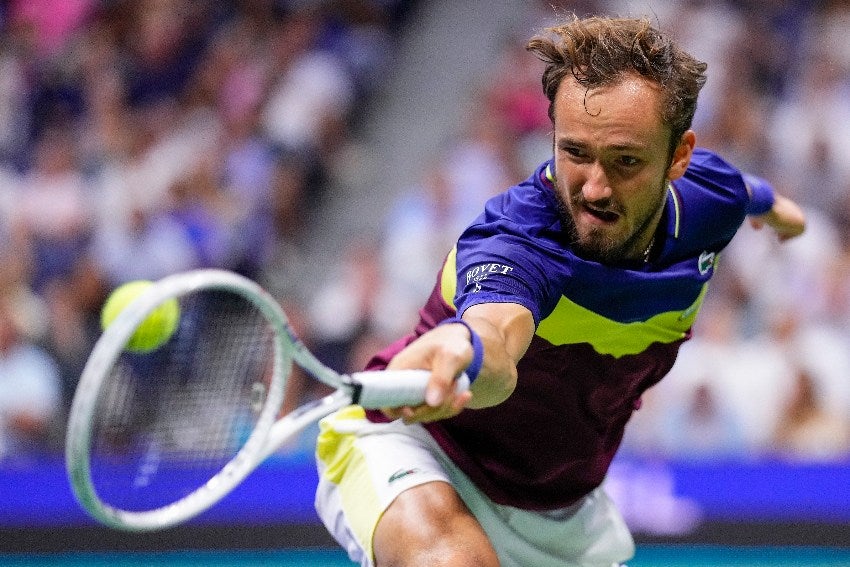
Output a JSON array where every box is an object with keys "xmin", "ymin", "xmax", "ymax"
[{"xmin": 581, "ymin": 162, "xmax": 612, "ymax": 202}]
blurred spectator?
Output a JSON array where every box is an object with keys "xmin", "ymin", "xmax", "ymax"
[
  {"xmin": 40, "ymin": 257, "xmax": 106, "ymax": 406},
  {"xmin": 769, "ymin": 47, "xmax": 850, "ymax": 212},
  {"xmin": 91, "ymin": 205, "xmax": 201, "ymax": 285},
  {"xmin": 308, "ymin": 239, "xmax": 387, "ymax": 373},
  {"xmin": 816, "ymin": 0, "xmax": 850, "ymax": 74},
  {"xmin": 119, "ymin": 0, "xmax": 214, "ymax": 108},
  {"xmin": 378, "ymin": 160, "xmax": 469, "ymax": 337},
  {"xmin": 658, "ymin": 382, "xmax": 747, "ymax": 461},
  {"xmin": 215, "ymin": 59, "xmax": 277, "ymax": 278},
  {"xmin": 261, "ymin": 7, "xmax": 356, "ymax": 180},
  {"xmin": 482, "ymin": 34, "xmax": 550, "ymax": 172},
  {"xmin": 257, "ymin": 154, "xmax": 313, "ymax": 302},
  {"xmin": 768, "ymin": 0, "xmax": 850, "ymax": 214},
  {"xmin": 723, "ymin": 208, "xmax": 841, "ymax": 328},
  {"xmin": 731, "ymin": 0, "xmax": 809, "ymax": 101},
  {"xmin": 728, "ymin": 307, "xmax": 850, "ymax": 459},
  {"xmin": 443, "ymin": 106, "xmax": 524, "ymax": 218},
  {"xmin": 0, "ymin": 295, "xmax": 62, "ymax": 460},
  {"xmin": 320, "ymin": 0, "xmax": 395, "ymax": 99},
  {"xmin": 163, "ymin": 155, "xmax": 236, "ymax": 270},
  {"xmin": 698, "ymin": 80, "xmax": 774, "ymax": 176},
  {"xmin": 0, "ymin": 34, "xmax": 31, "ymax": 164},
  {"xmin": 13, "ymin": 126, "xmax": 93, "ymax": 292},
  {"xmin": 823, "ymin": 196, "xmax": 850, "ymax": 335},
  {"xmin": 8, "ymin": 0, "xmax": 95, "ymax": 61},
  {"xmin": 771, "ymin": 367, "xmax": 850, "ymax": 462},
  {"xmin": 0, "ymin": 166, "xmax": 31, "ymax": 293}
]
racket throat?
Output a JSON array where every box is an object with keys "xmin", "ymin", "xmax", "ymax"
[{"xmin": 342, "ymin": 375, "xmax": 364, "ymax": 405}]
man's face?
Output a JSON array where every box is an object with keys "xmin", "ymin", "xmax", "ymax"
[{"xmin": 552, "ymin": 73, "xmax": 692, "ymax": 263}]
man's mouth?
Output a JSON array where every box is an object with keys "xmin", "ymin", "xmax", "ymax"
[{"xmin": 581, "ymin": 203, "xmax": 620, "ymax": 224}]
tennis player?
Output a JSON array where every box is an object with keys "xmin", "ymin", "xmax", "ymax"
[{"xmin": 315, "ymin": 15, "xmax": 806, "ymax": 567}]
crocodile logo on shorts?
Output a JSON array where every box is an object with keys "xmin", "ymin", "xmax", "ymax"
[{"xmin": 388, "ymin": 468, "xmax": 420, "ymax": 484}]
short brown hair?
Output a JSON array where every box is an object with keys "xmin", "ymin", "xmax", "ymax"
[{"xmin": 527, "ymin": 15, "xmax": 707, "ymax": 145}]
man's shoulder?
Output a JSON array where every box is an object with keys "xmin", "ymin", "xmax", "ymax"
[
  {"xmin": 666, "ymin": 147, "xmax": 750, "ymax": 255},
  {"xmin": 680, "ymin": 147, "xmax": 747, "ymax": 191},
  {"xmin": 674, "ymin": 147, "xmax": 749, "ymax": 208}
]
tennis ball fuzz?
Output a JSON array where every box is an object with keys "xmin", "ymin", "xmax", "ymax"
[{"xmin": 101, "ymin": 280, "xmax": 180, "ymax": 353}]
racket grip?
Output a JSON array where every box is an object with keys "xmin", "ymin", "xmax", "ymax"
[{"xmin": 349, "ymin": 369, "xmax": 471, "ymax": 409}]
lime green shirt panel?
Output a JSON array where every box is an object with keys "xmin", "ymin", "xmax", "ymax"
[
  {"xmin": 535, "ymin": 283, "xmax": 709, "ymax": 357},
  {"xmin": 440, "ymin": 244, "xmax": 708, "ymax": 358}
]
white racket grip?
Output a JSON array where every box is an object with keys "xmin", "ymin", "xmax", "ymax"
[{"xmin": 349, "ymin": 369, "xmax": 471, "ymax": 409}]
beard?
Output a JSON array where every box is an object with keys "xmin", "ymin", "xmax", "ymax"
[{"xmin": 553, "ymin": 183, "xmax": 665, "ymax": 264}]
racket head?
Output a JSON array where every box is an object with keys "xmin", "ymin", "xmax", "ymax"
[{"xmin": 65, "ymin": 269, "xmax": 294, "ymax": 531}]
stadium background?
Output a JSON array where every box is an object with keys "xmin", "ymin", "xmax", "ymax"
[{"xmin": 1, "ymin": 0, "xmax": 849, "ymax": 564}]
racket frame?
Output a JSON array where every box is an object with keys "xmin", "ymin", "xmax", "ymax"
[
  {"xmin": 66, "ymin": 270, "xmax": 299, "ymax": 531},
  {"xmin": 66, "ymin": 269, "xmax": 470, "ymax": 531}
]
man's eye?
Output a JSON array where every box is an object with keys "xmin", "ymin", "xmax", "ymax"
[
  {"xmin": 561, "ymin": 146, "xmax": 586, "ymax": 158},
  {"xmin": 619, "ymin": 156, "xmax": 640, "ymax": 167}
]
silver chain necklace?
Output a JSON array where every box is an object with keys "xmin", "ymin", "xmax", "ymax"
[{"xmin": 643, "ymin": 235, "xmax": 656, "ymax": 263}]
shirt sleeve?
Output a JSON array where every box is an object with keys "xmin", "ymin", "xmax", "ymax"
[
  {"xmin": 452, "ymin": 220, "xmax": 560, "ymax": 327},
  {"xmin": 671, "ymin": 149, "xmax": 751, "ymax": 253},
  {"xmin": 742, "ymin": 172, "xmax": 776, "ymax": 215}
]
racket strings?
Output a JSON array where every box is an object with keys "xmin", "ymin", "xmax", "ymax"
[
  {"xmin": 95, "ymin": 363, "xmax": 144, "ymax": 452},
  {"xmin": 88, "ymin": 290, "xmax": 279, "ymax": 511},
  {"xmin": 167, "ymin": 299, "xmax": 272, "ymax": 461}
]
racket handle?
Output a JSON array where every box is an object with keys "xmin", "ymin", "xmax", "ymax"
[{"xmin": 349, "ymin": 369, "xmax": 470, "ymax": 409}]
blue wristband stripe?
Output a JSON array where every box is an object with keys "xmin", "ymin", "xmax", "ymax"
[
  {"xmin": 743, "ymin": 173, "xmax": 775, "ymax": 216},
  {"xmin": 438, "ymin": 316, "xmax": 483, "ymax": 383}
]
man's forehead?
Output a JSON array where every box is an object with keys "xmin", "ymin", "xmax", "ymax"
[
  {"xmin": 557, "ymin": 72, "xmax": 663, "ymax": 106},
  {"xmin": 554, "ymin": 73, "xmax": 667, "ymax": 138}
]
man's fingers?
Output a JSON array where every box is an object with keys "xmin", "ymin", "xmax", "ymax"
[
  {"xmin": 380, "ymin": 321, "xmax": 476, "ymax": 420},
  {"xmin": 426, "ymin": 340, "xmax": 473, "ymax": 406},
  {"xmin": 380, "ymin": 388, "xmax": 472, "ymax": 424}
]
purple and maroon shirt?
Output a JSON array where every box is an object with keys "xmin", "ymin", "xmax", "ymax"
[{"xmin": 367, "ymin": 148, "xmax": 764, "ymax": 510}]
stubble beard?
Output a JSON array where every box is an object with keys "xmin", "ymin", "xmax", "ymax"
[{"xmin": 554, "ymin": 182, "xmax": 665, "ymax": 264}]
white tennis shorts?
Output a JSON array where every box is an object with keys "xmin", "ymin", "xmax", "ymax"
[{"xmin": 314, "ymin": 406, "xmax": 635, "ymax": 567}]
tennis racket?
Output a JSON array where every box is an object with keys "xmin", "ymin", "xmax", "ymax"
[{"xmin": 65, "ymin": 268, "xmax": 469, "ymax": 532}]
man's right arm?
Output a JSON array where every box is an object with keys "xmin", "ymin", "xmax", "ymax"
[{"xmin": 382, "ymin": 301, "xmax": 535, "ymax": 423}]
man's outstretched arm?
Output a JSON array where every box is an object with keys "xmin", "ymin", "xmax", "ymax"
[
  {"xmin": 750, "ymin": 193, "xmax": 806, "ymax": 241},
  {"xmin": 382, "ymin": 301, "xmax": 535, "ymax": 424}
]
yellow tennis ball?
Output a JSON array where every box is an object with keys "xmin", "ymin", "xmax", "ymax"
[{"xmin": 101, "ymin": 280, "xmax": 180, "ymax": 353}]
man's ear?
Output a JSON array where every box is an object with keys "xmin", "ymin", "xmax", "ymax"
[{"xmin": 667, "ymin": 130, "xmax": 696, "ymax": 181}]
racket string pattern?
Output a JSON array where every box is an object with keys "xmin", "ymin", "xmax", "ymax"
[{"xmin": 87, "ymin": 290, "xmax": 280, "ymax": 513}]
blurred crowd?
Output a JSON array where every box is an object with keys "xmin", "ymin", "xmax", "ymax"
[
  {"xmin": 2, "ymin": 0, "xmax": 850, "ymax": 467},
  {"xmin": 0, "ymin": 0, "xmax": 416, "ymax": 462}
]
